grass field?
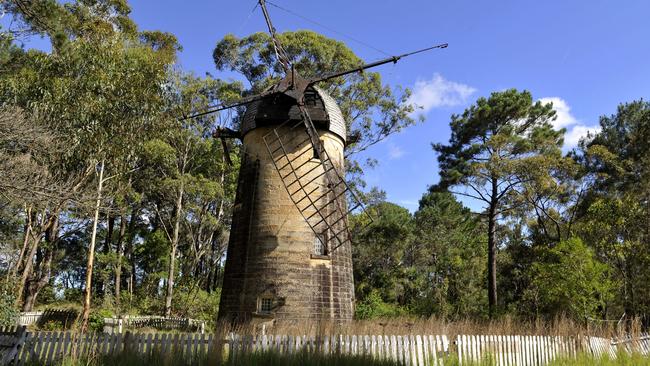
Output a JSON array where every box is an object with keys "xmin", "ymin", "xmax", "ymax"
[{"xmin": 34, "ymin": 349, "xmax": 650, "ymax": 366}]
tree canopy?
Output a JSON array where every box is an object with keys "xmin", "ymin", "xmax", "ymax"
[{"xmin": 0, "ymin": 0, "xmax": 649, "ymax": 330}]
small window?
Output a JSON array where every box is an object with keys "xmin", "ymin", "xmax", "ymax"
[
  {"xmin": 304, "ymin": 90, "xmax": 318, "ymax": 106},
  {"xmin": 314, "ymin": 233, "xmax": 326, "ymax": 256},
  {"xmin": 259, "ymin": 298, "xmax": 273, "ymax": 314}
]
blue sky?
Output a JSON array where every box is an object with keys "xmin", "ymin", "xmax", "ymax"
[{"xmin": 8, "ymin": 1, "xmax": 650, "ymax": 211}]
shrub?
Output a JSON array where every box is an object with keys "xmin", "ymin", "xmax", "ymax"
[
  {"xmin": 0, "ymin": 291, "xmax": 18, "ymax": 327},
  {"xmin": 355, "ymin": 290, "xmax": 406, "ymax": 320}
]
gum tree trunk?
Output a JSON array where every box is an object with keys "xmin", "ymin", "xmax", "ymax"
[{"xmin": 81, "ymin": 160, "xmax": 105, "ymax": 332}]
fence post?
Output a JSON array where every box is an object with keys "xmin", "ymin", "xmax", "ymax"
[
  {"xmin": 200, "ymin": 322, "xmax": 205, "ymax": 335},
  {"xmin": 123, "ymin": 331, "xmax": 132, "ymax": 353}
]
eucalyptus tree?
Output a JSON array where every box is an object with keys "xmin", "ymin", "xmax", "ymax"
[
  {"xmin": 433, "ymin": 89, "xmax": 565, "ymax": 317},
  {"xmin": 138, "ymin": 74, "xmax": 241, "ymax": 317},
  {"xmin": 0, "ymin": 0, "xmax": 179, "ymax": 328}
]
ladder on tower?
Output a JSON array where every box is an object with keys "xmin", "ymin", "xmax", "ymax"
[{"xmin": 263, "ymin": 114, "xmax": 367, "ymax": 252}]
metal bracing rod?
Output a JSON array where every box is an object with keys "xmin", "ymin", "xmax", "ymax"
[{"xmin": 308, "ymin": 43, "xmax": 448, "ymax": 85}]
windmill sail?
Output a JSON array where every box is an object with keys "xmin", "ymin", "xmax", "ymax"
[
  {"xmin": 262, "ymin": 98, "xmax": 366, "ymax": 252},
  {"xmin": 183, "ymin": 0, "xmax": 447, "ymax": 253}
]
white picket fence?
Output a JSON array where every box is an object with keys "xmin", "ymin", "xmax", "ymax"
[
  {"xmin": 229, "ymin": 334, "xmax": 449, "ymax": 365},
  {"xmin": 2, "ymin": 327, "xmax": 649, "ymax": 366},
  {"xmin": 611, "ymin": 332, "xmax": 650, "ymax": 356},
  {"xmin": 16, "ymin": 310, "xmax": 77, "ymax": 328},
  {"xmin": 456, "ymin": 335, "xmax": 578, "ymax": 365},
  {"xmin": 455, "ymin": 333, "xmax": 650, "ymax": 364},
  {"xmin": 16, "ymin": 312, "xmax": 43, "ymax": 326},
  {"xmin": 584, "ymin": 336, "xmax": 616, "ymax": 360}
]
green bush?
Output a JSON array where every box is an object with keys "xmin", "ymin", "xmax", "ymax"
[
  {"xmin": 0, "ymin": 291, "xmax": 18, "ymax": 327},
  {"xmin": 172, "ymin": 287, "xmax": 220, "ymax": 326},
  {"xmin": 355, "ymin": 290, "xmax": 406, "ymax": 319},
  {"xmin": 88, "ymin": 308, "xmax": 114, "ymax": 332}
]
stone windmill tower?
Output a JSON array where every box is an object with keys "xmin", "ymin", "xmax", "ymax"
[{"xmin": 184, "ymin": 0, "xmax": 446, "ymax": 324}]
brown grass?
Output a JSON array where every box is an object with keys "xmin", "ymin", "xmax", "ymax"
[{"xmin": 216, "ymin": 316, "xmax": 645, "ymax": 339}]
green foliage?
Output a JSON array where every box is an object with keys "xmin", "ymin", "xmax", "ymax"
[
  {"xmin": 0, "ymin": 291, "xmax": 18, "ymax": 327},
  {"xmin": 172, "ymin": 288, "xmax": 221, "ymax": 325},
  {"xmin": 352, "ymin": 202, "xmax": 414, "ymax": 312},
  {"xmin": 526, "ymin": 237, "xmax": 613, "ymax": 320},
  {"xmin": 355, "ymin": 290, "xmax": 406, "ymax": 319},
  {"xmin": 434, "ymin": 89, "xmax": 563, "ymax": 191},
  {"xmin": 352, "ymin": 192, "xmax": 488, "ymax": 320},
  {"xmin": 88, "ymin": 308, "xmax": 114, "ymax": 332},
  {"xmin": 411, "ymin": 191, "xmax": 488, "ymax": 318},
  {"xmin": 433, "ymin": 89, "xmax": 567, "ymax": 316},
  {"xmin": 548, "ymin": 352, "xmax": 650, "ymax": 366},
  {"xmin": 574, "ymin": 100, "xmax": 650, "ymax": 318}
]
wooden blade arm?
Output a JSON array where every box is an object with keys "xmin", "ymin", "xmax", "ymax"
[
  {"xmin": 220, "ymin": 138, "xmax": 233, "ymax": 166},
  {"xmin": 179, "ymin": 90, "xmax": 276, "ymax": 121},
  {"xmin": 308, "ymin": 43, "xmax": 448, "ymax": 85},
  {"xmin": 259, "ymin": 0, "xmax": 291, "ymax": 73}
]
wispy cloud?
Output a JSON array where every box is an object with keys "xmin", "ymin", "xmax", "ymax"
[
  {"xmin": 408, "ymin": 73, "xmax": 476, "ymax": 115},
  {"xmin": 538, "ymin": 97, "xmax": 600, "ymax": 148},
  {"xmin": 388, "ymin": 142, "xmax": 405, "ymax": 159}
]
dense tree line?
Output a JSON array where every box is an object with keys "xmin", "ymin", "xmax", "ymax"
[
  {"xmin": 352, "ymin": 93, "xmax": 650, "ymax": 325},
  {"xmin": 0, "ymin": 1, "xmax": 648, "ymax": 329}
]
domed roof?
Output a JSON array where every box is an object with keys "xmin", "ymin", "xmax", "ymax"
[{"xmin": 241, "ymin": 86, "xmax": 346, "ymax": 142}]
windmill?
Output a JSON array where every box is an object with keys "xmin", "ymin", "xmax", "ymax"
[{"xmin": 184, "ymin": 0, "xmax": 447, "ymax": 323}]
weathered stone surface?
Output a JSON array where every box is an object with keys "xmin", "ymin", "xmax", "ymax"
[{"xmin": 218, "ymin": 122, "xmax": 355, "ymax": 323}]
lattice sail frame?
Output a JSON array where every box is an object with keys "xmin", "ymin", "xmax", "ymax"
[{"xmin": 263, "ymin": 106, "xmax": 370, "ymax": 252}]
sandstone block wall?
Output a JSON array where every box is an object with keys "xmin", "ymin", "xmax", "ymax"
[{"xmin": 218, "ymin": 125, "xmax": 355, "ymax": 323}]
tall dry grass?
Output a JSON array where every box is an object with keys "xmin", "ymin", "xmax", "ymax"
[{"xmin": 217, "ymin": 315, "xmax": 644, "ymax": 339}]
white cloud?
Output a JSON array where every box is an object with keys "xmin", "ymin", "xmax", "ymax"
[
  {"xmin": 538, "ymin": 96, "xmax": 600, "ymax": 148},
  {"xmin": 409, "ymin": 73, "xmax": 476, "ymax": 114},
  {"xmin": 564, "ymin": 125, "xmax": 601, "ymax": 147},
  {"xmin": 538, "ymin": 97, "xmax": 578, "ymax": 129},
  {"xmin": 388, "ymin": 142, "xmax": 405, "ymax": 159}
]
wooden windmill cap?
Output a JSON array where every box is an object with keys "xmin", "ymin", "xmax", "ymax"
[{"xmin": 241, "ymin": 86, "xmax": 346, "ymax": 142}]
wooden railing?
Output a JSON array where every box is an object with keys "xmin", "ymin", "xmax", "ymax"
[
  {"xmin": 611, "ymin": 332, "xmax": 650, "ymax": 356},
  {"xmin": 16, "ymin": 312, "xmax": 42, "ymax": 326},
  {"xmin": 103, "ymin": 316, "xmax": 206, "ymax": 334},
  {"xmin": 16, "ymin": 310, "xmax": 77, "ymax": 329}
]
